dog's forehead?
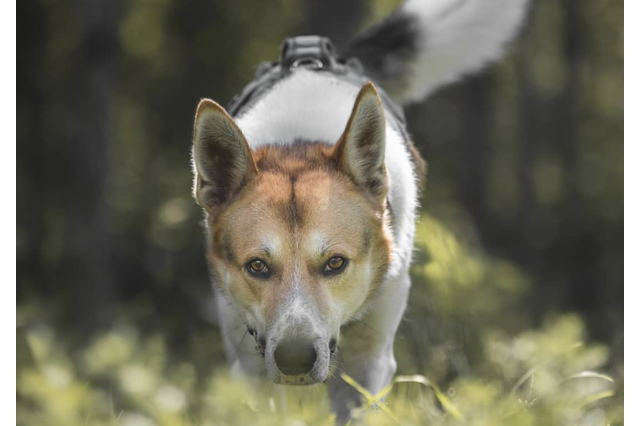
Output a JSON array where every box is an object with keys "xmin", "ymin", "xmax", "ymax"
[
  {"xmin": 294, "ymin": 173, "xmax": 372, "ymax": 255},
  {"xmin": 220, "ymin": 169, "xmax": 371, "ymax": 258}
]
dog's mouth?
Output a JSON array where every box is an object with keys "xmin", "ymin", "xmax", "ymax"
[
  {"xmin": 249, "ymin": 325, "xmax": 337, "ymax": 385},
  {"xmin": 247, "ymin": 326, "xmax": 266, "ymax": 356}
]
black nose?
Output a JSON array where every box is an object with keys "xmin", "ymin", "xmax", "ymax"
[{"xmin": 274, "ymin": 338, "xmax": 317, "ymax": 376}]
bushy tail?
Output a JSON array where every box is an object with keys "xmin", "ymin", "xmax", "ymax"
[{"xmin": 347, "ymin": 0, "xmax": 530, "ymax": 104}]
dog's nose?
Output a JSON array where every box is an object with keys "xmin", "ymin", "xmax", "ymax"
[{"xmin": 274, "ymin": 338, "xmax": 317, "ymax": 376}]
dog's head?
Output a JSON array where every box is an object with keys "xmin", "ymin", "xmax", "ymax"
[{"xmin": 191, "ymin": 83, "xmax": 392, "ymax": 385}]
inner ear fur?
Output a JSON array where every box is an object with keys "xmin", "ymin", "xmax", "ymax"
[
  {"xmin": 333, "ymin": 82, "xmax": 388, "ymax": 203},
  {"xmin": 192, "ymin": 99, "xmax": 258, "ymax": 211}
]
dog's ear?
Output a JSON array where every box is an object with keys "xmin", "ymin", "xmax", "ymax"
[
  {"xmin": 192, "ymin": 99, "xmax": 258, "ymax": 211},
  {"xmin": 333, "ymin": 82, "xmax": 388, "ymax": 203}
]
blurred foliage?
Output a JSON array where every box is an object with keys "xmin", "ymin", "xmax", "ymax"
[
  {"xmin": 17, "ymin": 0, "xmax": 623, "ymax": 424},
  {"xmin": 17, "ymin": 312, "xmax": 622, "ymax": 425},
  {"xmin": 17, "ymin": 214, "xmax": 623, "ymax": 424}
]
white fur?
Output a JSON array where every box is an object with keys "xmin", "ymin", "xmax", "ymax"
[
  {"xmin": 201, "ymin": 1, "xmax": 529, "ymax": 418},
  {"xmin": 397, "ymin": 0, "xmax": 529, "ymax": 103},
  {"xmin": 236, "ymin": 70, "xmax": 418, "ymax": 278}
]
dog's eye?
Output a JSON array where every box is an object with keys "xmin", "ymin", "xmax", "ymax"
[
  {"xmin": 323, "ymin": 256, "xmax": 347, "ymax": 275},
  {"xmin": 247, "ymin": 259, "xmax": 270, "ymax": 278}
]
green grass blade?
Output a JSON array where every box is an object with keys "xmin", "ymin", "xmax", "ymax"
[
  {"xmin": 564, "ymin": 371, "xmax": 615, "ymax": 383},
  {"xmin": 391, "ymin": 375, "xmax": 465, "ymax": 421},
  {"xmin": 341, "ymin": 373, "xmax": 403, "ymax": 425}
]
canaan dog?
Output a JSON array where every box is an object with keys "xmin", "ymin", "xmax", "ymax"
[{"xmin": 191, "ymin": 0, "xmax": 528, "ymax": 419}]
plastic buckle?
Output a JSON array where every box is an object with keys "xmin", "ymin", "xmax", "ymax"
[{"xmin": 280, "ymin": 36, "xmax": 338, "ymax": 72}]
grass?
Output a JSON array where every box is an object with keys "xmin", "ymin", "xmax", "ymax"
[
  {"xmin": 16, "ymin": 313, "xmax": 623, "ymax": 426},
  {"xmin": 16, "ymin": 215, "xmax": 624, "ymax": 425}
]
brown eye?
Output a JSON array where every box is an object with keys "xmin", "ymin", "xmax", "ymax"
[
  {"xmin": 250, "ymin": 260, "xmax": 265, "ymax": 272},
  {"xmin": 324, "ymin": 256, "xmax": 347, "ymax": 275},
  {"xmin": 247, "ymin": 259, "xmax": 270, "ymax": 278}
]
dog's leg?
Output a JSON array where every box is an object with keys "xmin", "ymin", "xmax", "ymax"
[{"xmin": 329, "ymin": 271, "xmax": 411, "ymax": 423}]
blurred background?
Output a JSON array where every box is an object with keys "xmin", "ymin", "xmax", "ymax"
[{"xmin": 17, "ymin": 0, "xmax": 623, "ymax": 424}]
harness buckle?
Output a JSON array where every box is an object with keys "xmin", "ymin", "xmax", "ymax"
[
  {"xmin": 280, "ymin": 36, "xmax": 339, "ymax": 73},
  {"xmin": 227, "ymin": 35, "xmax": 400, "ymax": 122}
]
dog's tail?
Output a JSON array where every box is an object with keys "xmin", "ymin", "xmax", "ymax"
[{"xmin": 347, "ymin": 0, "xmax": 530, "ymax": 105}]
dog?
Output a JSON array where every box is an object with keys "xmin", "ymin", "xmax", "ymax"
[{"xmin": 191, "ymin": 0, "xmax": 528, "ymax": 420}]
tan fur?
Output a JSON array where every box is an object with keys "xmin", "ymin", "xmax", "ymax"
[
  {"xmin": 193, "ymin": 83, "xmax": 406, "ymax": 389},
  {"xmin": 206, "ymin": 142, "xmax": 392, "ymax": 330}
]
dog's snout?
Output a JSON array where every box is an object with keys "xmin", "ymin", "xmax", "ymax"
[{"xmin": 274, "ymin": 338, "xmax": 317, "ymax": 376}]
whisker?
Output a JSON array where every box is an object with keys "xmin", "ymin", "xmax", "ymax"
[
  {"xmin": 230, "ymin": 330, "xmax": 249, "ymax": 355},
  {"xmin": 348, "ymin": 315, "xmax": 383, "ymax": 336},
  {"xmin": 321, "ymin": 241, "xmax": 348, "ymax": 255},
  {"xmin": 222, "ymin": 322, "xmax": 246, "ymax": 338},
  {"xmin": 321, "ymin": 230, "xmax": 350, "ymax": 255}
]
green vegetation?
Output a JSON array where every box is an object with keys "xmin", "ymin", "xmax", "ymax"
[
  {"xmin": 16, "ymin": 312, "xmax": 622, "ymax": 426},
  {"xmin": 17, "ymin": 216, "xmax": 623, "ymax": 426},
  {"xmin": 17, "ymin": 0, "xmax": 623, "ymax": 424}
]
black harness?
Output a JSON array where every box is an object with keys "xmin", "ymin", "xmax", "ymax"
[{"xmin": 226, "ymin": 36, "xmax": 408, "ymax": 137}]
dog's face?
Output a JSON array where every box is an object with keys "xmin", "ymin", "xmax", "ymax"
[{"xmin": 192, "ymin": 83, "xmax": 392, "ymax": 385}]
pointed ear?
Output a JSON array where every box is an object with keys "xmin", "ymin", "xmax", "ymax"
[
  {"xmin": 192, "ymin": 99, "xmax": 258, "ymax": 211},
  {"xmin": 333, "ymin": 82, "xmax": 388, "ymax": 203}
]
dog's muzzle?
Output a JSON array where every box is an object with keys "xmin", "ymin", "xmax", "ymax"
[{"xmin": 259, "ymin": 319, "xmax": 337, "ymax": 385}]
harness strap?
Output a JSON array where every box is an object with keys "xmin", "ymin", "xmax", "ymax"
[{"xmin": 226, "ymin": 36, "xmax": 406, "ymax": 129}]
